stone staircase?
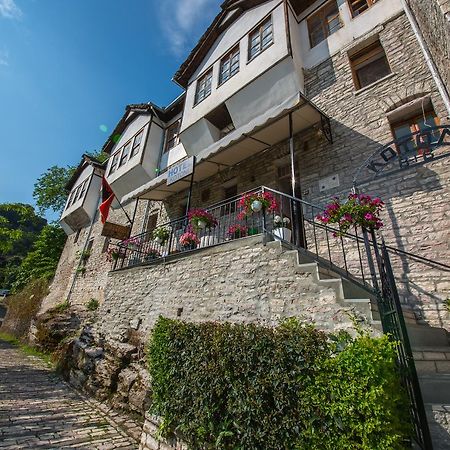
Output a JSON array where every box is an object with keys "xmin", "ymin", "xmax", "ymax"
[
  {"xmin": 408, "ymin": 323, "xmax": 450, "ymax": 449},
  {"xmin": 270, "ymin": 240, "xmax": 450, "ymax": 448},
  {"xmin": 267, "ymin": 241, "xmax": 381, "ymax": 330}
]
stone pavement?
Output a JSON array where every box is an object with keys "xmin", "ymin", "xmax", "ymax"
[{"xmin": 0, "ymin": 340, "xmax": 140, "ymax": 449}]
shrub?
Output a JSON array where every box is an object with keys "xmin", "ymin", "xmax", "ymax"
[
  {"xmin": 86, "ymin": 298, "xmax": 99, "ymax": 311},
  {"xmin": 148, "ymin": 318, "xmax": 410, "ymax": 450}
]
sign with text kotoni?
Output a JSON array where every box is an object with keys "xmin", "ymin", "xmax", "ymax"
[{"xmin": 167, "ymin": 156, "xmax": 195, "ymax": 186}]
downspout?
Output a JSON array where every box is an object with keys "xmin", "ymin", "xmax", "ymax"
[{"xmin": 401, "ymin": 0, "xmax": 450, "ymax": 117}]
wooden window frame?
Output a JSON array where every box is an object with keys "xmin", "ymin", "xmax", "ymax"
[
  {"xmin": 218, "ymin": 45, "xmax": 240, "ymax": 86},
  {"xmin": 307, "ymin": 0, "xmax": 341, "ymax": 48},
  {"xmin": 163, "ymin": 120, "xmax": 181, "ymax": 153},
  {"xmin": 248, "ymin": 16, "xmax": 273, "ymax": 62},
  {"xmin": 109, "ymin": 151, "xmax": 120, "ymax": 175},
  {"xmin": 130, "ymin": 128, "xmax": 144, "ymax": 158},
  {"xmin": 194, "ymin": 69, "xmax": 213, "ymax": 105},
  {"xmin": 390, "ymin": 110, "xmax": 439, "ymax": 154},
  {"xmin": 349, "ymin": 40, "xmax": 391, "ymax": 90},
  {"xmin": 347, "ymin": 0, "xmax": 378, "ymax": 18},
  {"xmin": 118, "ymin": 141, "xmax": 132, "ymax": 168}
]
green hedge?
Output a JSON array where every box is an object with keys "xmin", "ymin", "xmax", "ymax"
[{"xmin": 148, "ymin": 318, "xmax": 411, "ymax": 449}]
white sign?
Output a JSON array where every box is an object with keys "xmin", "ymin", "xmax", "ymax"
[{"xmin": 167, "ymin": 156, "xmax": 195, "ymax": 186}]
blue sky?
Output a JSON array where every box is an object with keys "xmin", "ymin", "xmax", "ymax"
[{"xmin": 0, "ymin": 0, "xmax": 221, "ymax": 218}]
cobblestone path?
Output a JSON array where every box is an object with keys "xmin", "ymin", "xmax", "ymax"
[{"xmin": 0, "ymin": 340, "xmax": 140, "ymax": 449}]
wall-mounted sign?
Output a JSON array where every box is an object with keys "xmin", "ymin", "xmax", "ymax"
[
  {"xmin": 101, "ymin": 222, "xmax": 131, "ymax": 240},
  {"xmin": 167, "ymin": 156, "xmax": 195, "ymax": 186},
  {"xmin": 353, "ymin": 125, "xmax": 450, "ymax": 186}
]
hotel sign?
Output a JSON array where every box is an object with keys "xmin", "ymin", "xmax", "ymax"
[{"xmin": 167, "ymin": 156, "xmax": 195, "ymax": 186}]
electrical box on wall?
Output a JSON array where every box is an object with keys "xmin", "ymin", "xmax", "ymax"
[{"xmin": 319, "ymin": 174, "xmax": 340, "ymax": 192}]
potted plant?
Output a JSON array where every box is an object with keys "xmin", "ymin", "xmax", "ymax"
[
  {"xmin": 273, "ymin": 215, "xmax": 292, "ymax": 242},
  {"xmin": 152, "ymin": 227, "xmax": 170, "ymax": 245},
  {"xmin": 188, "ymin": 208, "xmax": 218, "ymax": 231},
  {"xmin": 238, "ymin": 191, "xmax": 278, "ymax": 218},
  {"xmin": 144, "ymin": 248, "xmax": 161, "ymax": 262},
  {"xmin": 179, "ymin": 231, "xmax": 200, "ymax": 250},
  {"xmin": 106, "ymin": 246, "xmax": 126, "ymax": 262},
  {"xmin": 316, "ymin": 193, "xmax": 384, "ymax": 237},
  {"xmin": 227, "ymin": 224, "xmax": 247, "ymax": 240}
]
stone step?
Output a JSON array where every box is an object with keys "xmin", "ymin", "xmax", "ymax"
[
  {"xmin": 407, "ymin": 324, "xmax": 449, "ymax": 348},
  {"xmin": 419, "ymin": 375, "xmax": 450, "ymax": 403}
]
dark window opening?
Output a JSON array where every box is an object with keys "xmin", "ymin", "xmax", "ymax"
[
  {"xmin": 219, "ymin": 46, "xmax": 240, "ymax": 85},
  {"xmin": 195, "ymin": 69, "xmax": 213, "ymax": 105},
  {"xmin": 307, "ymin": 0, "xmax": 341, "ymax": 48},
  {"xmin": 130, "ymin": 129, "xmax": 144, "ymax": 158},
  {"xmin": 102, "ymin": 237, "xmax": 110, "ymax": 253},
  {"xmin": 221, "ymin": 184, "xmax": 238, "ymax": 216},
  {"xmin": 119, "ymin": 141, "xmax": 131, "ymax": 167},
  {"xmin": 249, "ymin": 16, "xmax": 273, "ymax": 61},
  {"xmin": 205, "ymin": 103, "xmax": 235, "ymax": 138},
  {"xmin": 347, "ymin": 0, "xmax": 378, "ymax": 17},
  {"xmin": 164, "ymin": 120, "xmax": 181, "ymax": 153},
  {"xmin": 349, "ymin": 40, "xmax": 391, "ymax": 90},
  {"xmin": 390, "ymin": 109, "xmax": 439, "ymax": 157}
]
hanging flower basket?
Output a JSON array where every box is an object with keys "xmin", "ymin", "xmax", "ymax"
[
  {"xmin": 316, "ymin": 193, "xmax": 384, "ymax": 237},
  {"xmin": 152, "ymin": 227, "xmax": 170, "ymax": 245},
  {"xmin": 188, "ymin": 208, "xmax": 218, "ymax": 231},
  {"xmin": 238, "ymin": 192, "xmax": 278, "ymax": 219}
]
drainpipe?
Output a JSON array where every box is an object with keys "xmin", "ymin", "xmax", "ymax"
[{"xmin": 401, "ymin": 0, "xmax": 450, "ymax": 117}]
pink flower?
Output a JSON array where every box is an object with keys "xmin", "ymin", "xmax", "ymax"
[{"xmin": 364, "ymin": 213, "xmax": 374, "ymax": 221}]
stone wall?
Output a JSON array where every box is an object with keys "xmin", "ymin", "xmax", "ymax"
[
  {"xmin": 59, "ymin": 237, "xmax": 372, "ymax": 425},
  {"xmin": 40, "ymin": 199, "xmax": 150, "ymax": 313},
  {"xmin": 407, "ymin": 0, "xmax": 450, "ymax": 100}
]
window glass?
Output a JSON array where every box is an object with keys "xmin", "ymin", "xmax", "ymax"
[
  {"xmin": 119, "ymin": 141, "xmax": 131, "ymax": 167},
  {"xmin": 248, "ymin": 17, "xmax": 273, "ymax": 60},
  {"xmin": 391, "ymin": 112, "xmax": 439, "ymax": 156},
  {"xmin": 350, "ymin": 41, "xmax": 391, "ymax": 89},
  {"xmin": 347, "ymin": 0, "xmax": 378, "ymax": 17},
  {"xmin": 109, "ymin": 152, "xmax": 120, "ymax": 174},
  {"xmin": 219, "ymin": 46, "xmax": 240, "ymax": 85},
  {"xmin": 308, "ymin": 1, "xmax": 341, "ymax": 48},
  {"xmin": 130, "ymin": 129, "xmax": 144, "ymax": 158},
  {"xmin": 195, "ymin": 69, "xmax": 213, "ymax": 105},
  {"xmin": 164, "ymin": 120, "xmax": 181, "ymax": 153}
]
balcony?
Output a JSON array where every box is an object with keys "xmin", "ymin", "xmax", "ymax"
[
  {"xmin": 122, "ymin": 92, "xmax": 330, "ymax": 203},
  {"xmin": 60, "ymin": 170, "xmax": 102, "ymax": 235}
]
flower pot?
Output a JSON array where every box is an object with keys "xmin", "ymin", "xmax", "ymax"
[
  {"xmin": 200, "ymin": 235, "xmax": 219, "ymax": 248},
  {"xmin": 197, "ymin": 220, "xmax": 207, "ymax": 229},
  {"xmin": 182, "ymin": 243, "xmax": 197, "ymax": 251},
  {"xmin": 273, "ymin": 227, "xmax": 292, "ymax": 242},
  {"xmin": 251, "ymin": 200, "xmax": 263, "ymax": 212},
  {"xmin": 248, "ymin": 227, "xmax": 260, "ymax": 236},
  {"xmin": 154, "ymin": 237, "xmax": 163, "ymax": 244}
]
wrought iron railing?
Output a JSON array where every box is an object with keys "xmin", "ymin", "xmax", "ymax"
[{"xmin": 111, "ymin": 189, "xmax": 266, "ymax": 270}]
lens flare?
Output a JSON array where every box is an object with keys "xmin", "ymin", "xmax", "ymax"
[{"xmin": 99, "ymin": 124, "xmax": 108, "ymax": 133}]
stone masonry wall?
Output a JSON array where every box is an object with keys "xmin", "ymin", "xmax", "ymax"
[
  {"xmin": 41, "ymin": 199, "xmax": 150, "ymax": 313},
  {"xmin": 60, "ymin": 236, "xmax": 374, "ymax": 425},
  {"xmin": 407, "ymin": 0, "xmax": 450, "ymax": 99}
]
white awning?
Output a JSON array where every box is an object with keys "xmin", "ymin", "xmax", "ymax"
[{"xmin": 122, "ymin": 92, "xmax": 326, "ymax": 203}]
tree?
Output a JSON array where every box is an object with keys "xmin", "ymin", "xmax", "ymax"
[
  {"xmin": 33, "ymin": 165, "xmax": 75, "ymax": 216},
  {"xmin": 33, "ymin": 151, "xmax": 108, "ymax": 216},
  {"xmin": 12, "ymin": 224, "xmax": 67, "ymax": 292},
  {"xmin": 0, "ymin": 203, "xmax": 47, "ymax": 288}
]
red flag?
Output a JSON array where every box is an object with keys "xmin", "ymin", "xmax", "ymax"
[{"xmin": 99, "ymin": 177, "xmax": 115, "ymax": 224}]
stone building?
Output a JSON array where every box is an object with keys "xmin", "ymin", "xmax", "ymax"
[
  {"xmin": 46, "ymin": 0, "xmax": 450, "ymax": 327},
  {"xmin": 42, "ymin": 2, "xmax": 450, "ymax": 446}
]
